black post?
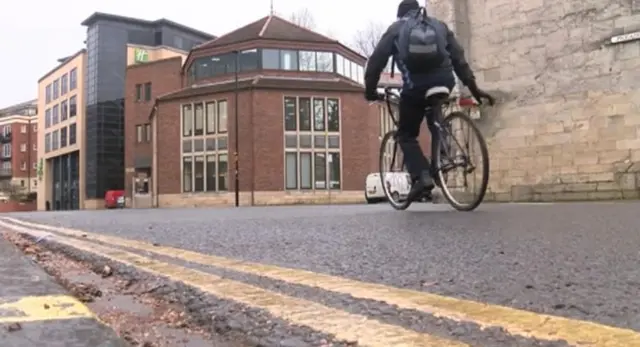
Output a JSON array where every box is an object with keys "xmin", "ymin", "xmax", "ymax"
[{"xmin": 233, "ymin": 51, "xmax": 240, "ymax": 207}]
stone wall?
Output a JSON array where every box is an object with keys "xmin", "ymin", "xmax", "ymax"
[{"xmin": 428, "ymin": 0, "xmax": 640, "ymax": 201}]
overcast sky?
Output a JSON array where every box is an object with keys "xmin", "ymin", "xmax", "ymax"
[{"xmin": 0, "ymin": 0, "xmax": 399, "ymax": 108}]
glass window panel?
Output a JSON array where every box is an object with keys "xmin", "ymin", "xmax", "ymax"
[
  {"xmin": 298, "ymin": 97, "xmax": 311, "ymax": 131},
  {"xmin": 284, "ymin": 97, "xmax": 297, "ymax": 131},
  {"xmin": 314, "ymin": 135, "xmax": 325, "ymax": 148},
  {"xmin": 328, "ymin": 135, "xmax": 340, "ymax": 148},
  {"xmin": 182, "ymin": 104, "xmax": 193, "ymax": 136},
  {"xmin": 240, "ymin": 49, "xmax": 258, "ymax": 71},
  {"xmin": 351, "ymin": 62, "xmax": 358, "ymax": 81},
  {"xmin": 206, "ymin": 101, "xmax": 216, "ymax": 134},
  {"xmin": 336, "ymin": 55, "xmax": 344, "ymax": 76},
  {"xmin": 300, "ymin": 153, "xmax": 312, "ymax": 189},
  {"xmin": 299, "ymin": 51, "xmax": 316, "ymax": 71},
  {"xmin": 182, "ymin": 156, "xmax": 192, "ymax": 192},
  {"xmin": 317, "ymin": 52, "xmax": 333, "ymax": 72},
  {"xmin": 313, "ymin": 98, "xmax": 325, "ymax": 131},
  {"xmin": 217, "ymin": 136, "xmax": 228, "ymax": 150},
  {"xmin": 218, "ymin": 100, "xmax": 228, "ymax": 132},
  {"xmin": 280, "ymin": 50, "xmax": 298, "ymax": 70},
  {"xmin": 182, "ymin": 140, "xmax": 192, "ymax": 153},
  {"xmin": 262, "ymin": 49, "xmax": 280, "ymax": 69},
  {"xmin": 343, "ymin": 59, "xmax": 351, "ymax": 77},
  {"xmin": 194, "ymin": 156, "xmax": 204, "ymax": 192},
  {"xmin": 285, "ymin": 134, "xmax": 297, "ymax": 148},
  {"xmin": 206, "ymin": 138, "xmax": 216, "ymax": 151},
  {"xmin": 329, "ymin": 152, "xmax": 341, "ymax": 189},
  {"xmin": 194, "ymin": 103, "xmax": 204, "ymax": 136},
  {"xmin": 285, "ymin": 152, "xmax": 297, "ymax": 189},
  {"xmin": 299, "ymin": 135, "xmax": 312, "ymax": 148},
  {"xmin": 206, "ymin": 155, "xmax": 216, "ymax": 192},
  {"xmin": 218, "ymin": 154, "xmax": 228, "ymax": 191},
  {"xmin": 314, "ymin": 152, "xmax": 326, "ymax": 189},
  {"xmin": 327, "ymin": 99, "xmax": 339, "ymax": 131},
  {"xmin": 193, "ymin": 139, "xmax": 204, "ymax": 152}
]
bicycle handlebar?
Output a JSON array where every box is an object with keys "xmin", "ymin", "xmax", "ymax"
[{"xmin": 373, "ymin": 85, "xmax": 480, "ymax": 107}]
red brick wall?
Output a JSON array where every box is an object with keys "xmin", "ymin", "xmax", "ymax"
[
  {"xmin": 124, "ymin": 57, "xmax": 183, "ymax": 195},
  {"xmin": 8, "ymin": 122, "xmax": 37, "ymax": 178},
  {"xmin": 0, "ymin": 200, "xmax": 36, "ymax": 213}
]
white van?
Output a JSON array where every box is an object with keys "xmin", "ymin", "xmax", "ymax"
[{"xmin": 365, "ymin": 172, "xmax": 412, "ymax": 203}]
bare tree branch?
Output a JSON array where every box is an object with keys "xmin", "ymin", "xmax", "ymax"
[
  {"xmin": 289, "ymin": 8, "xmax": 316, "ymax": 30},
  {"xmin": 351, "ymin": 21, "xmax": 386, "ymax": 57}
]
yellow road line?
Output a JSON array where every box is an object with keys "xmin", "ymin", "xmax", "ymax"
[
  {"xmin": 0, "ymin": 295, "xmax": 95, "ymax": 324},
  {"xmin": 3, "ymin": 221, "xmax": 468, "ymax": 347},
  {"xmin": 5, "ymin": 217, "xmax": 640, "ymax": 347}
]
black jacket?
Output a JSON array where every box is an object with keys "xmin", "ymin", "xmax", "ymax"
[{"xmin": 364, "ymin": 13, "xmax": 476, "ymax": 92}]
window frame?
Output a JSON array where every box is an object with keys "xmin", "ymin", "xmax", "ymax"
[{"xmin": 282, "ymin": 95, "xmax": 342, "ymax": 191}]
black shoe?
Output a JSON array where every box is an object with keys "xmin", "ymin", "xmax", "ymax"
[{"xmin": 408, "ymin": 174, "xmax": 434, "ymax": 202}]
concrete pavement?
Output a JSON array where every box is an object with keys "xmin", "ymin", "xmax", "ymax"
[
  {"xmin": 2, "ymin": 202, "xmax": 640, "ymax": 346},
  {"xmin": 0, "ymin": 234, "xmax": 127, "ymax": 347}
]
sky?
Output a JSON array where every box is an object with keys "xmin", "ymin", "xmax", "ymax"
[{"xmin": 0, "ymin": 0, "xmax": 399, "ymax": 108}]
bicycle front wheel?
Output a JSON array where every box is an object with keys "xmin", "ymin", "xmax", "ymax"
[
  {"xmin": 435, "ymin": 111, "xmax": 490, "ymax": 211},
  {"xmin": 379, "ymin": 130, "xmax": 413, "ymax": 210}
]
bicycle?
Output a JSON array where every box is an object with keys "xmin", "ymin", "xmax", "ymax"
[{"xmin": 376, "ymin": 85, "xmax": 490, "ymax": 211}]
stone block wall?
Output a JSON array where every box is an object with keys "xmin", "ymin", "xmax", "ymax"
[{"xmin": 428, "ymin": 0, "xmax": 640, "ymax": 201}]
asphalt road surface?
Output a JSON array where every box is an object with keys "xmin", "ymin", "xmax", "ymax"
[{"xmin": 4, "ymin": 201, "xmax": 640, "ymax": 346}]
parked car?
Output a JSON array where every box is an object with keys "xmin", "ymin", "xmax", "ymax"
[{"xmin": 365, "ymin": 172, "xmax": 412, "ymax": 204}]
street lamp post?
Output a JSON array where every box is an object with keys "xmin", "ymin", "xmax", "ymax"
[{"xmin": 233, "ymin": 51, "xmax": 240, "ymax": 207}]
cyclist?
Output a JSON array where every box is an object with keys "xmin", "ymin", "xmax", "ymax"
[{"xmin": 364, "ymin": 0, "xmax": 495, "ymax": 202}]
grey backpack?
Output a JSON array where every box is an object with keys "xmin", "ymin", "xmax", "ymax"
[{"xmin": 396, "ymin": 8, "xmax": 448, "ymax": 74}]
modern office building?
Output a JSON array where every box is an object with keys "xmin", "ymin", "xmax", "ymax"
[
  {"xmin": 0, "ymin": 100, "xmax": 38, "ymax": 196},
  {"xmin": 125, "ymin": 14, "xmax": 383, "ymax": 207},
  {"xmin": 37, "ymin": 12, "xmax": 215, "ymax": 210}
]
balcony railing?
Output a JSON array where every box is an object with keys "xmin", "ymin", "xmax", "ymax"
[
  {"xmin": 0, "ymin": 168, "xmax": 11, "ymax": 177},
  {"xmin": 0, "ymin": 132, "xmax": 12, "ymax": 143}
]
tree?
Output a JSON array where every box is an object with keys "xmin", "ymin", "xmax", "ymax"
[
  {"xmin": 289, "ymin": 8, "xmax": 316, "ymax": 30},
  {"xmin": 351, "ymin": 21, "xmax": 386, "ymax": 57}
]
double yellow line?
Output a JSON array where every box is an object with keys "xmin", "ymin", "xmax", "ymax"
[{"xmin": 2, "ymin": 217, "xmax": 639, "ymax": 347}]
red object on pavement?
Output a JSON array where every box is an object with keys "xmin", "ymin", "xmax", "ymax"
[{"xmin": 104, "ymin": 190, "xmax": 125, "ymax": 209}]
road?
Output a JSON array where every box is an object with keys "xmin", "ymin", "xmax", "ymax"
[{"xmin": 3, "ymin": 201, "xmax": 640, "ymax": 346}]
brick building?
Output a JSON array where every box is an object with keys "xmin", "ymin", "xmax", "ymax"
[
  {"xmin": 0, "ymin": 100, "xmax": 38, "ymax": 196},
  {"xmin": 125, "ymin": 15, "xmax": 389, "ymax": 207},
  {"xmin": 428, "ymin": 0, "xmax": 640, "ymax": 201}
]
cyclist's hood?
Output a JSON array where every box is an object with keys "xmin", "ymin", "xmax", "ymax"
[{"xmin": 397, "ymin": 0, "xmax": 420, "ymax": 18}]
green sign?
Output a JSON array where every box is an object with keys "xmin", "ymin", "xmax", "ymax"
[{"xmin": 134, "ymin": 48, "xmax": 149, "ymax": 63}]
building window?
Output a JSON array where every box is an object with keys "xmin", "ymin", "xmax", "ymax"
[
  {"xmin": 182, "ymin": 104, "xmax": 193, "ymax": 137},
  {"xmin": 136, "ymin": 125, "xmax": 143, "ymax": 143},
  {"xmin": 283, "ymin": 96, "xmax": 342, "ymax": 190},
  {"xmin": 194, "ymin": 103, "xmax": 204, "ymax": 136},
  {"xmin": 20, "ymin": 143, "xmax": 26, "ymax": 152},
  {"xmin": 33, "ymin": 144, "xmax": 37, "ymax": 151},
  {"xmin": 61, "ymin": 100, "xmax": 68, "ymax": 121},
  {"xmin": 69, "ymin": 123, "xmax": 76, "ymax": 145},
  {"xmin": 145, "ymin": 123, "xmax": 151, "ymax": 142},
  {"xmin": 45, "ymin": 133, "xmax": 51, "ymax": 153},
  {"xmin": 181, "ymin": 100, "xmax": 229, "ymax": 193},
  {"xmin": 20, "ymin": 125, "xmax": 26, "ymax": 133},
  {"xmin": 144, "ymin": 83, "xmax": 152, "ymax": 101},
  {"xmin": 33, "ymin": 162, "xmax": 37, "ymax": 169},
  {"xmin": 52, "ymin": 130, "xmax": 59, "ymax": 150},
  {"xmin": 69, "ymin": 68, "xmax": 77, "ymax": 90},
  {"xmin": 61, "ymin": 73, "xmax": 68, "ymax": 95},
  {"xmin": 60, "ymin": 127, "xmax": 67, "ymax": 147},
  {"xmin": 69, "ymin": 95, "xmax": 77, "ymax": 117},
  {"xmin": 299, "ymin": 51, "xmax": 333, "ymax": 72},
  {"xmin": 52, "ymin": 79, "xmax": 59, "ymax": 100},
  {"xmin": 32, "ymin": 124, "xmax": 37, "ymax": 132},
  {"xmin": 135, "ymin": 84, "xmax": 142, "ymax": 101},
  {"xmin": 45, "ymin": 109, "xmax": 51, "ymax": 128},
  {"xmin": 239, "ymin": 49, "xmax": 258, "ymax": 71},
  {"xmin": 20, "ymin": 162, "xmax": 26, "ymax": 171},
  {"xmin": 336, "ymin": 54, "xmax": 364, "ymax": 84},
  {"xmin": 3, "ymin": 125, "xmax": 10, "ymax": 136},
  {"xmin": 2, "ymin": 144, "xmax": 11, "ymax": 158},
  {"xmin": 45, "ymin": 84, "xmax": 52, "ymax": 103},
  {"xmin": 52, "ymin": 104, "xmax": 59, "ymax": 125}
]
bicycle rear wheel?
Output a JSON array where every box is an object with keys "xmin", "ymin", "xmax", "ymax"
[
  {"xmin": 434, "ymin": 111, "xmax": 489, "ymax": 211},
  {"xmin": 379, "ymin": 130, "xmax": 413, "ymax": 210}
]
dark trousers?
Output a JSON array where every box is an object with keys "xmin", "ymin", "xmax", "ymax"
[{"xmin": 398, "ymin": 77, "xmax": 455, "ymax": 181}]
